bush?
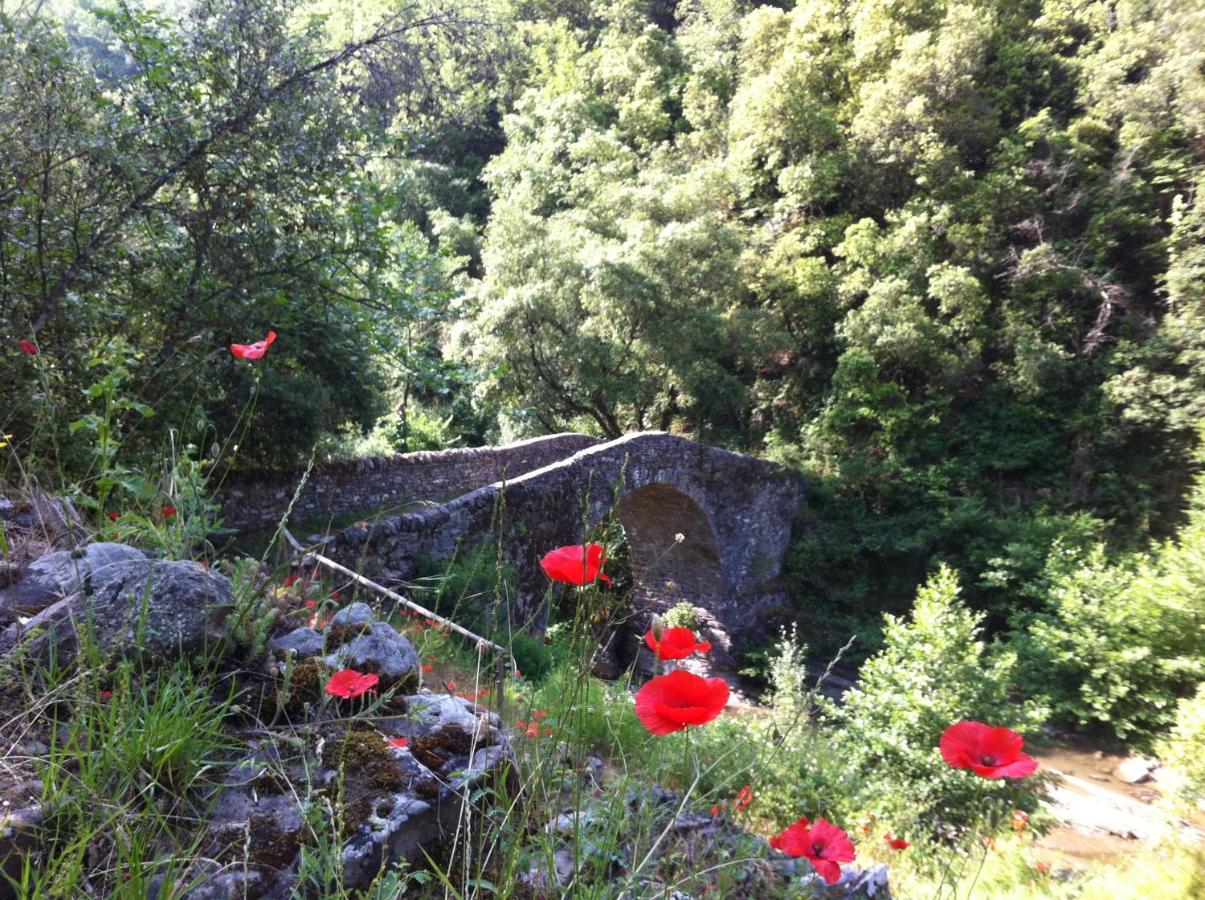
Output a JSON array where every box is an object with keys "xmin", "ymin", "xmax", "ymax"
[
  {"xmin": 822, "ymin": 566, "xmax": 1047, "ymax": 836},
  {"xmin": 1012, "ymin": 497, "xmax": 1205, "ymax": 745},
  {"xmin": 1157, "ymin": 684, "xmax": 1205, "ymax": 813}
]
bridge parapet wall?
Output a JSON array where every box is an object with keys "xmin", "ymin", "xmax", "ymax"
[{"xmin": 214, "ymin": 433, "xmax": 602, "ymax": 531}]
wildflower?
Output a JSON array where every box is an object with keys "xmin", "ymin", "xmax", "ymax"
[
  {"xmin": 283, "ymin": 574, "xmax": 299, "ymax": 587},
  {"xmin": 97, "ymin": 690, "xmax": 113, "ymax": 700},
  {"xmin": 525, "ymin": 722, "xmax": 540, "ymax": 739},
  {"xmin": 533, "ymin": 709, "xmax": 548, "ymax": 720},
  {"xmin": 543, "ymin": 726, "xmax": 553, "ymax": 737},
  {"xmin": 162, "ymin": 506, "xmax": 176, "ymax": 518},
  {"xmin": 19, "ymin": 340, "xmax": 37, "ymax": 355},
  {"xmin": 422, "ymin": 664, "xmax": 433, "ymax": 673},
  {"xmin": 884, "ymin": 833, "xmax": 909, "ymax": 850},
  {"xmin": 447, "ymin": 680, "xmax": 457, "ymax": 692},
  {"xmin": 514, "ymin": 668, "xmax": 522, "ymax": 678},
  {"xmin": 770, "ymin": 817, "xmax": 856, "ymax": 885},
  {"xmin": 325, "ymin": 669, "xmax": 379, "ymax": 699},
  {"xmin": 1011, "ymin": 810, "xmax": 1029, "ymax": 832},
  {"xmin": 940, "ymin": 721, "xmax": 1039, "ymax": 779},
  {"xmin": 387, "ymin": 737, "xmax": 409, "ymax": 749},
  {"xmin": 539, "ymin": 543, "xmax": 612, "ymax": 587},
  {"xmin": 108, "ymin": 511, "xmax": 120, "ymax": 522},
  {"xmin": 674, "ymin": 533, "xmax": 685, "ymax": 543},
  {"xmin": 645, "ymin": 626, "xmax": 712, "ymax": 660},
  {"xmin": 330, "ymin": 590, "xmax": 341, "ymax": 601},
  {"xmin": 305, "ymin": 599, "xmax": 317, "ymax": 609},
  {"xmin": 710, "ymin": 804, "xmax": 720, "ymax": 816},
  {"xmin": 735, "ymin": 785, "xmax": 753, "ymax": 810},
  {"xmin": 982, "ymin": 836, "xmax": 997, "ymax": 852},
  {"xmin": 634, "ymin": 669, "xmax": 729, "ymax": 735},
  {"xmin": 1035, "ymin": 862, "xmax": 1051, "ymax": 876},
  {"xmin": 230, "ymin": 330, "xmax": 276, "ymax": 360}
]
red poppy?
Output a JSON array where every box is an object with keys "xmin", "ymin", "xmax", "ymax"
[
  {"xmin": 769, "ymin": 817, "xmax": 856, "ymax": 885},
  {"xmin": 940, "ymin": 721, "xmax": 1039, "ymax": 779},
  {"xmin": 107, "ymin": 511, "xmax": 120, "ymax": 522},
  {"xmin": 387, "ymin": 737, "xmax": 409, "ymax": 749},
  {"xmin": 162, "ymin": 506, "xmax": 176, "ymax": 518},
  {"xmin": 97, "ymin": 690, "xmax": 113, "ymax": 700},
  {"xmin": 19, "ymin": 340, "xmax": 37, "ymax": 355},
  {"xmin": 283, "ymin": 575, "xmax": 299, "ymax": 587},
  {"xmin": 513, "ymin": 668, "xmax": 521, "ymax": 678},
  {"xmin": 634, "ymin": 669, "xmax": 729, "ymax": 735},
  {"xmin": 645, "ymin": 626, "xmax": 712, "ymax": 660},
  {"xmin": 735, "ymin": 785, "xmax": 753, "ymax": 810},
  {"xmin": 710, "ymin": 804, "xmax": 720, "ymax": 816},
  {"xmin": 524, "ymin": 722, "xmax": 540, "ymax": 739},
  {"xmin": 230, "ymin": 330, "xmax": 277, "ymax": 360},
  {"xmin": 884, "ymin": 833, "xmax": 909, "ymax": 850},
  {"xmin": 324, "ymin": 669, "xmax": 379, "ymax": 699},
  {"xmin": 446, "ymin": 680, "xmax": 457, "ymax": 692},
  {"xmin": 539, "ymin": 543, "xmax": 612, "ymax": 587},
  {"xmin": 422, "ymin": 664, "xmax": 433, "ymax": 673}
]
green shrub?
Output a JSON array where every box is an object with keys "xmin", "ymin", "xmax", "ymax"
[
  {"xmin": 822, "ymin": 566, "xmax": 1047, "ymax": 836},
  {"xmin": 510, "ymin": 631, "xmax": 555, "ymax": 682},
  {"xmin": 1157, "ymin": 684, "xmax": 1205, "ymax": 813},
  {"xmin": 661, "ymin": 601, "xmax": 700, "ymax": 631},
  {"xmin": 1012, "ymin": 502, "xmax": 1204, "ymax": 745}
]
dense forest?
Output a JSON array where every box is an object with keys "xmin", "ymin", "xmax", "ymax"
[{"xmin": 2, "ymin": 0, "xmax": 1203, "ymax": 738}]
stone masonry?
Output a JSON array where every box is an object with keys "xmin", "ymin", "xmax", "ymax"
[
  {"xmin": 215, "ymin": 433, "xmax": 601, "ymax": 531},
  {"xmin": 296, "ymin": 432, "xmax": 806, "ymax": 649}
]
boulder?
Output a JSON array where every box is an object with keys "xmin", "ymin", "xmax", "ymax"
[
  {"xmin": 269, "ymin": 626, "xmax": 324, "ymax": 658},
  {"xmin": 0, "ymin": 542, "xmax": 146, "ymax": 624},
  {"xmin": 1, "ymin": 556, "xmax": 235, "ymax": 663},
  {"xmin": 1114, "ymin": 757, "xmax": 1157, "ymax": 784},
  {"xmin": 325, "ymin": 621, "xmax": 419, "ymax": 691}
]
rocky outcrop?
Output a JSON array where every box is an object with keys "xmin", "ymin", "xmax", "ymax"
[{"xmin": 0, "ymin": 546, "xmax": 235, "ymax": 662}]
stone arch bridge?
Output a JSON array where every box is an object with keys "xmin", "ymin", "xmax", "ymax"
[{"xmin": 218, "ymin": 433, "xmax": 804, "ymax": 665}]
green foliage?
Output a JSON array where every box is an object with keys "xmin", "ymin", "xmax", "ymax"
[
  {"xmin": 1014, "ymin": 490, "xmax": 1205, "ymax": 744},
  {"xmin": 823, "ymin": 566, "xmax": 1047, "ymax": 834},
  {"xmin": 660, "ymin": 601, "xmax": 700, "ymax": 631},
  {"xmin": 1157, "ymin": 684, "xmax": 1205, "ymax": 814}
]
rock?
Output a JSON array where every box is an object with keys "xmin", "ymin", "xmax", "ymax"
[
  {"xmin": 792, "ymin": 863, "xmax": 891, "ymax": 897},
  {"xmin": 270, "ymin": 627, "xmax": 324, "ymax": 658},
  {"xmin": 330, "ymin": 601, "xmax": 374, "ymax": 628},
  {"xmin": 200, "ymin": 694, "xmax": 513, "ymax": 893},
  {"xmin": 0, "ymin": 542, "xmax": 146, "ymax": 624},
  {"xmin": 1115, "ymin": 757, "xmax": 1156, "ymax": 784},
  {"xmin": 1, "ymin": 557, "xmax": 235, "ymax": 663},
  {"xmin": 325, "ymin": 622, "xmax": 419, "ymax": 690}
]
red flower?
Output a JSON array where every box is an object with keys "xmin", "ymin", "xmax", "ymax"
[
  {"xmin": 884, "ymin": 833, "xmax": 909, "ymax": 850},
  {"xmin": 387, "ymin": 737, "xmax": 409, "ymax": 749},
  {"xmin": 19, "ymin": 340, "xmax": 37, "ymax": 355},
  {"xmin": 97, "ymin": 690, "xmax": 113, "ymax": 700},
  {"xmin": 634, "ymin": 669, "xmax": 729, "ymax": 735},
  {"xmin": 107, "ymin": 511, "xmax": 120, "ymax": 522},
  {"xmin": 283, "ymin": 575, "xmax": 299, "ymax": 587},
  {"xmin": 710, "ymin": 804, "xmax": 720, "ymax": 816},
  {"xmin": 422, "ymin": 664, "xmax": 433, "ymax": 673},
  {"xmin": 230, "ymin": 330, "xmax": 277, "ymax": 360},
  {"xmin": 446, "ymin": 680, "xmax": 457, "ymax": 692},
  {"xmin": 645, "ymin": 626, "xmax": 712, "ymax": 660},
  {"xmin": 539, "ymin": 543, "xmax": 612, "ymax": 586},
  {"xmin": 324, "ymin": 669, "xmax": 379, "ymax": 699},
  {"xmin": 735, "ymin": 785, "xmax": 753, "ymax": 810},
  {"xmin": 769, "ymin": 817, "xmax": 856, "ymax": 885},
  {"xmin": 162, "ymin": 506, "xmax": 176, "ymax": 518},
  {"xmin": 940, "ymin": 721, "xmax": 1039, "ymax": 779}
]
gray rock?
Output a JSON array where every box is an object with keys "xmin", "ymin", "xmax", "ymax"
[
  {"xmin": 326, "ymin": 621, "xmax": 418, "ymax": 689},
  {"xmin": 0, "ymin": 542, "xmax": 146, "ymax": 624},
  {"xmin": 270, "ymin": 627, "xmax": 324, "ymax": 658},
  {"xmin": 330, "ymin": 601, "xmax": 374, "ymax": 628},
  {"xmin": 1, "ymin": 557, "xmax": 235, "ymax": 663}
]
